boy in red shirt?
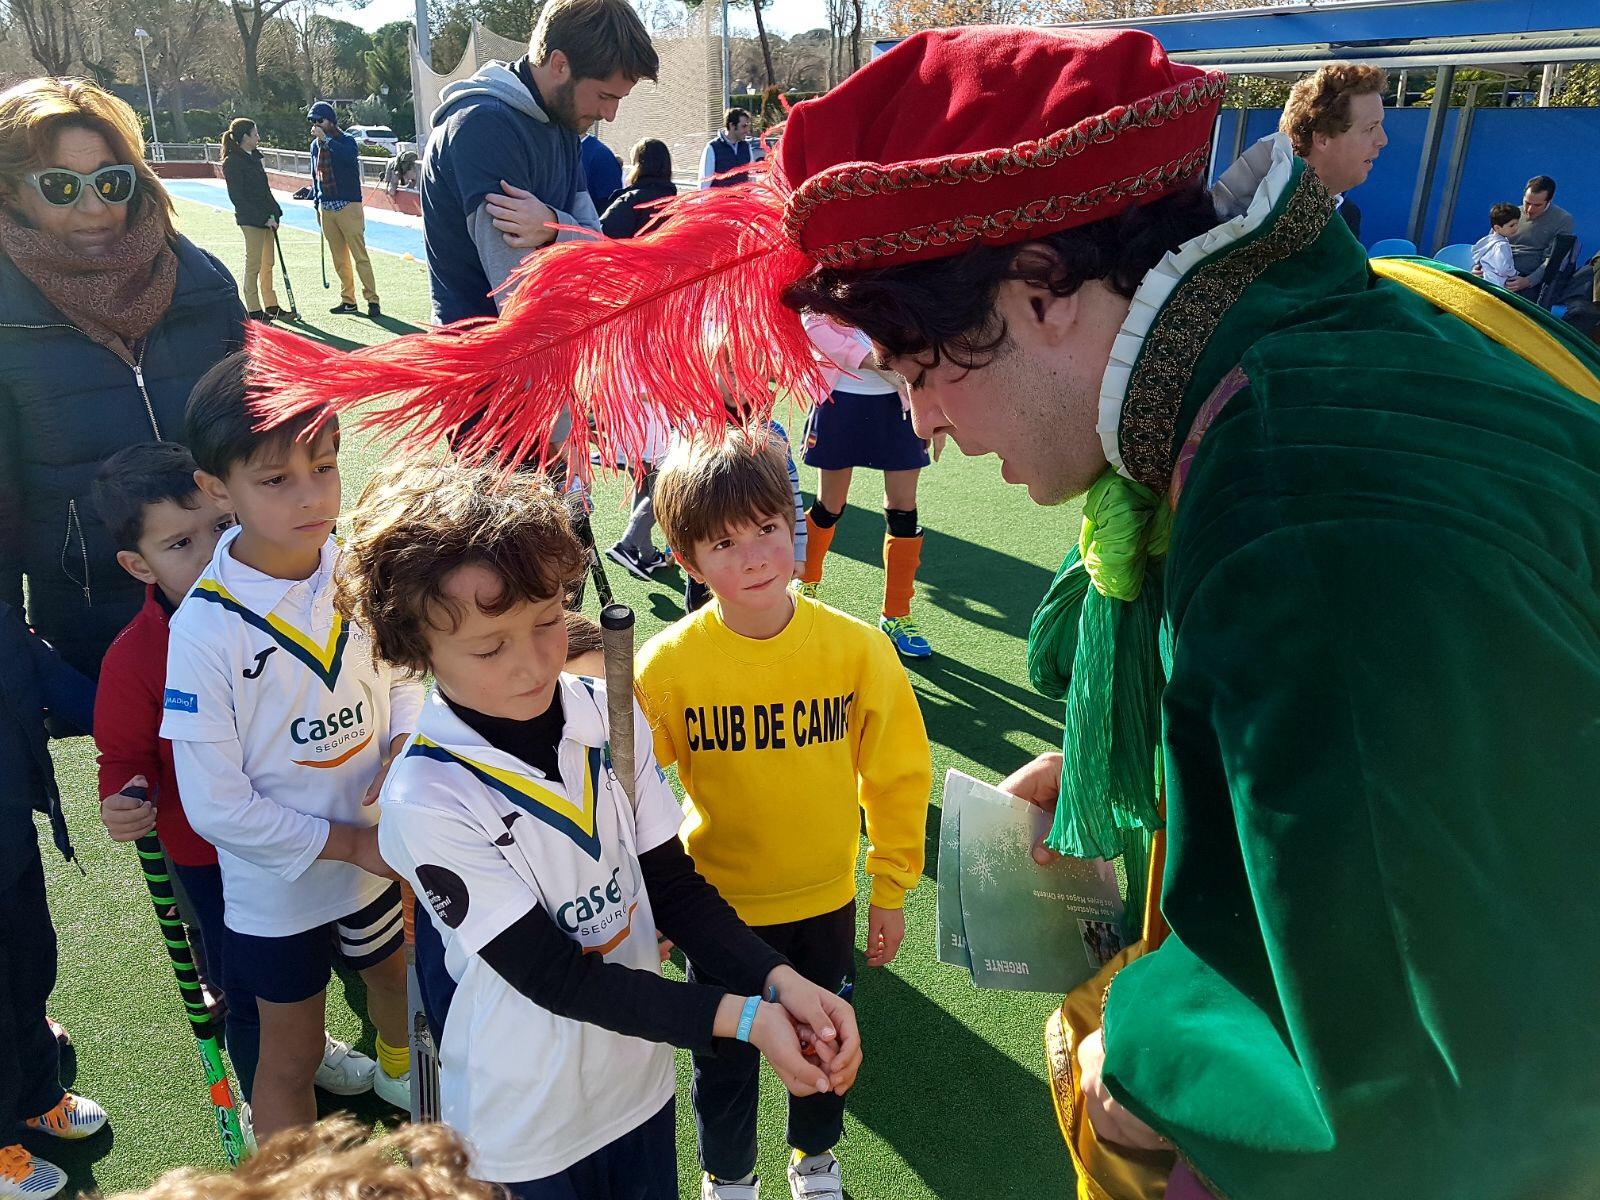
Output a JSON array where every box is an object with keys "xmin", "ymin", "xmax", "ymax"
[{"xmin": 91, "ymin": 443, "xmax": 375, "ymax": 1104}]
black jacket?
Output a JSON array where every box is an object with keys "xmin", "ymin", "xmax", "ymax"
[
  {"xmin": 0, "ymin": 601, "xmax": 94, "ymax": 885},
  {"xmin": 223, "ymin": 148, "xmax": 284, "ymax": 228},
  {"xmin": 600, "ymin": 178, "xmax": 678, "ymax": 240},
  {"xmin": 0, "ymin": 233, "xmax": 246, "ymax": 678}
]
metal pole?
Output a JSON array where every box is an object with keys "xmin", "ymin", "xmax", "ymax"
[
  {"xmin": 720, "ymin": 0, "xmax": 731, "ymax": 110},
  {"xmin": 135, "ymin": 29, "xmax": 162, "ymax": 162},
  {"xmin": 1430, "ymin": 83, "xmax": 1477, "ymax": 255},
  {"xmin": 1538, "ymin": 62, "xmax": 1556, "ymax": 107},
  {"xmin": 1406, "ymin": 64, "xmax": 1453, "ymax": 249},
  {"xmin": 413, "ymin": 0, "xmax": 430, "ymax": 64}
]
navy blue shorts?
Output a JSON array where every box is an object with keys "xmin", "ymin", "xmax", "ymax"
[
  {"xmin": 226, "ymin": 883, "xmax": 404, "ymax": 1005},
  {"xmin": 803, "ymin": 388, "xmax": 929, "ymax": 472},
  {"xmin": 503, "ymin": 1098, "xmax": 676, "ymax": 1200}
]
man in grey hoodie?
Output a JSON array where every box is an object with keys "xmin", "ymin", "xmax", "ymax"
[{"xmin": 421, "ymin": 0, "xmax": 658, "ymax": 329}]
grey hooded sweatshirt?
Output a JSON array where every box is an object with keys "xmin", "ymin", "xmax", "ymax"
[{"xmin": 421, "ymin": 56, "xmax": 601, "ymax": 326}]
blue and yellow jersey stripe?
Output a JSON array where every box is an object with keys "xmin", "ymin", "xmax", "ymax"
[
  {"xmin": 407, "ymin": 735, "xmax": 604, "ymax": 861},
  {"xmin": 193, "ymin": 579, "xmax": 349, "ymax": 690}
]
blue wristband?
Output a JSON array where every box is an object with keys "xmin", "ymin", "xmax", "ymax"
[{"xmin": 735, "ymin": 995, "xmax": 761, "ymax": 1043}]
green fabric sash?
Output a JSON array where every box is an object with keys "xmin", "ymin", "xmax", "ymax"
[{"xmin": 1026, "ymin": 471, "xmax": 1172, "ymax": 928}]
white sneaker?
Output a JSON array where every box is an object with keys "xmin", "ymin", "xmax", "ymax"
[
  {"xmin": 787, "ymin": 1151, "xmax": 843, "ymax": 1199},
  {"xmin": 313, "ymin": 1034, "xmax": 376, "ymax": 1095},
  {"xmin": 372, "ymin": 1066, "xmax": 410, "ymax": 1111},
  {"xmin": 238, "ymin": 1101, "xmax": 257, "ymax": 1156},
  {"xmin": 702, "ymin": 1172, "xmax": 761, "ymax": 1199},
  {"xmin": 0, "ymin": 1144, "xmax": 66, "ymax": 1198}
]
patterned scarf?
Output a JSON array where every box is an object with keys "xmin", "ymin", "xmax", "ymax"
[{"xmin": 0, "ymin": 197, "xmax": 178, "ymax": 360}]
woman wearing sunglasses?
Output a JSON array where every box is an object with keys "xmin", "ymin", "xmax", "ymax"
[{"xmin": 0, "ymin": 77, "xmax": 246, "ymax": 681}]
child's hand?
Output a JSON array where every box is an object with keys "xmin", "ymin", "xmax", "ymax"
[
  {"xmin": 865, "ymin": 904, "xmax": 906, "ymax": 967},
  {"xmin": 100, "ymin": 775, "xmax": 156, "ymax": 842},
  {"xmin": 764, "ymin": 964, "xmax": 862, "ymax": 1093},
  {"xmin": 657, "ymin": 932, "xmax": 674, "ymax": 962},
  {"xmin": 362, "ymin": 734, "xmax": 410, "ymax": 806},
  {"xmin": 330, "ymin": 824, "xmax": 398, "ymax": 881},
  {"xmin": 748, "ymin": 1002, "xmax": 835, "ymax": 1098},
  {"xmin": 1077, "ymin": 1028, "xmax": 1170, "ymax": 1151}
]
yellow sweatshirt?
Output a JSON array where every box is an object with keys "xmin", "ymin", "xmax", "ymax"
[{"xmin": 635, "ymin": 594, "xmax": 931, "ymax": 926}]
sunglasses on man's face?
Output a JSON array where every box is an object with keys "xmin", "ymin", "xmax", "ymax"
[{"xmin": 26, "ymin": 164, "xmax": 138, "ymax": 208}]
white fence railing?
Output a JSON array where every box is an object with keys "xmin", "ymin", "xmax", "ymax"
[{"xmin": 156, "ymin": 142, "xmax": 395, "ymax": 187}]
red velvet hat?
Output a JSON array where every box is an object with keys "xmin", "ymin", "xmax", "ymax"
[
  {"xmin": 777, "ymin": 26, "xmax": 1225, "ymax": 269},
  {"xmin": 249, "ymin": 26, "xmax": 1226, "ymax": 472}
]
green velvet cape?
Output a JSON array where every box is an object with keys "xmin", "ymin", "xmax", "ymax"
[{"xmin": 1098, "ymin": 155, "xmax": 1600, "ymax": 1198}]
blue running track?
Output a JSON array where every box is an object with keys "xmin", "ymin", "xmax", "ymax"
[{"xmin": 164, "ymin": 178, "xmax": 426, "ymax": 259}]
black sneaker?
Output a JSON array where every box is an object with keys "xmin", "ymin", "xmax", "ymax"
[
  {"xmin": 605, "ymin": 542, "xmax": 658, "ymax": 582},
  {"xmin": 265, "ymin": 304, "xmax": 284, "ymax": 319},
  {"xmin": 330, "ymin": 301, "xmax": 358, "ymax": 314},
  {"xmin": 367, "ymin": 302, "xmax": 382, "ymax": 318},
  {"xmin": 247, "ymin": 309, "xmax": 273, "ymax": 323}
]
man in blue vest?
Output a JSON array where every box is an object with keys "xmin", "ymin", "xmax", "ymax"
[{"xmin": 698, "ymin": 107, "xmax": 762, "ymax": 189}]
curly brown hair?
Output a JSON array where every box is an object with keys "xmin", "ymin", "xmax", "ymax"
[
  {"xmin": 97, "ymin": 1115, "xmax": 504, "ymax": 1200},
  {"xmin": 336, "ymin": 458, "xmax": 588, "ymax": 674},
  {"xmin": 1280, "ymin": 64, "xmax": 1389, "ymax": 156}
]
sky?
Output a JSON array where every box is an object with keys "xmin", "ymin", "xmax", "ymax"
[{"xmin": 348, "ymin": 0, "xmax": 835, "ymax": 41}]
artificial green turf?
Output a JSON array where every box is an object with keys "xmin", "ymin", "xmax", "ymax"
[{"xmin": 36, "ymin": 196, "xmax": 1085, "ymax": 1199}]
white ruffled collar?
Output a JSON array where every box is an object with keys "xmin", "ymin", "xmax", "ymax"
[{"xmin": 1096, "ymin": 133, "xmax": 1298, "ymax": 481}]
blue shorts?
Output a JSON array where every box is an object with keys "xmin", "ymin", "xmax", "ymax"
[
  {"xmin": 226, "ymin": 883, "xmax": 404, "ymax": 1005},
  {"xmin": 803, "ymin": 388, "xmax": 930, "ymax": 472},
  {"xmin": 503, "ymin": 1098, "xmax": 676, "ymax": 1200}
]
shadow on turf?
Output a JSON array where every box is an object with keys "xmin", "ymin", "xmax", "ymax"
[
  {"xmin": 848, "ymin": 965, "xmax": 1071, "ymax": 1199},
  {"xmin": 820, "ymin": 505, "xmax": 1055, "ymax": 642},
  {"xmin": 270, "ymin": 312, "xmax": 423, "ymax": 353}
]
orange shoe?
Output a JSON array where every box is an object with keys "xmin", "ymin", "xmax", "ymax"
[{"xmin": 24, "ymin": 1093, "xmax": 107, "ymax": 1141}]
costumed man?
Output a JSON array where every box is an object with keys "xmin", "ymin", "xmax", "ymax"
[{"xmin": 247, "ymin": 25, "xmax": 1600, "ymax": 1200}]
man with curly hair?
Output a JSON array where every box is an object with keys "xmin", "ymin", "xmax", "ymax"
[
  {"xmin": 251, "ymin": 25, "xmax": 1600, "ymax": 1200},
  {"xmin": 1278, "ymin": 63, "xmax": 1389, "ymax": 239}
]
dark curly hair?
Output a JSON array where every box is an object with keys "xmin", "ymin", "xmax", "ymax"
[{"xmin": 782, "ymin": 183, "xmax": 1220, "ymax": 372}]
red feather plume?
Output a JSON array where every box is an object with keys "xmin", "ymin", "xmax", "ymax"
[{"xmin": 247, "ymin": 176, "xmax": 825, "ymax": 476}]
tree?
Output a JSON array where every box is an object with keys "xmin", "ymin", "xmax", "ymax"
[
  {"xmin": 364, "ymin": 18, "xmax": 411, "ymax": 109},
  {"xmin": 230, "ymin": 0, "xmax": 299, "ymax": 102},
  {"xmin": 1555, "ymin": 63, "xmax": 1600, "ymax": 108},
  {"xmin": 6, "ymin": 0, "xmax": 75, "ymax": 74},
  {"xmin": 128, "ymin": 0, "xmax": 223, "ymax": 140},
  {"xmin": 684, "ymin": 0, "xmax": 775, "ymax": 89}
]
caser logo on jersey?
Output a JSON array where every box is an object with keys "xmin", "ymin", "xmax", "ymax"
[{"xmin": 290, "ymin": 681, "xmax": 376, "ymax": 768}]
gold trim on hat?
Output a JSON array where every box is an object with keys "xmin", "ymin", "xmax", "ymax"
[{"xmin": 783, "ymin": 70, "xmax": 1228, "ymax": 265}]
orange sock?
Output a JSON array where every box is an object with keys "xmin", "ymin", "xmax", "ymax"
[
  {"xmin": 882, "ymin": 534, "xmax": 923, "ymax": 618},
  {"xmin": 802, "ymin": 520, "xmax": 837, "ymax": 585}
]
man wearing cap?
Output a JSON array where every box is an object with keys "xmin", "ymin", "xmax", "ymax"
[
  {"xmin": 307, "ymin": 101, "xmax": 381, "ymax": 317},
  {"xmin": 254, "ymin": 25, "xmax": 1600, "ymax": 1200}
]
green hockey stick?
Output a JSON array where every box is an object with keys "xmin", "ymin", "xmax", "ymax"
[{"xmin": 128, "ymin": 785, "xmax": 246, "ymax": 1165}]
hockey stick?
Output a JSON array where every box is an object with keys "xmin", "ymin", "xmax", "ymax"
[
  {"xmin": 126, "ymin": 787, "xmax": 245, "ymax": 1165},
  {"xmin": 400, "ymin": 885, "xmax": 442, "ymax": 1122},
  {"xmin": 271, "ymin": 227, "xmax": 298, "ymax": 319},
  {"xmin": 599, "ymin": 605, "xmax": 636, "ymax": 804},
  {"xmin": 317, "ymin": 208, "xmax": 329, "ymax": 289}
]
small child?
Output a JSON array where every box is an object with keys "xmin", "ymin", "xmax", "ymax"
[
  {"xmin": 563, "ymin": 610, "xmax": 607, "ymax": 677},
  {"xmin": 341, "ymin": 459, "xmax": 859, "ymax": 1199},
  {"xmin": 91, "ymin": 442, "xmax": 383, "ymax": 1109},
  {"xmin": 799, "ymin": 313, "xmax": 935, "ymax": 659},
  {"xmin": 0, "ymin": 604, "xmax": 102, "ymax": 1199},
  {"xmin": 1473, "ymin": 202, "xmax": 1520, "ymax": 288},
  {"xmin": 637, "ymin": 428, "xmax": 933, "ymax": 1200},
  {"xmin": 160, "ymin": 352, "xmax": 422, "ymax": 1144}
]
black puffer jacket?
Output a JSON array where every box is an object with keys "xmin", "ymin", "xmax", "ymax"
[
  {"xmin": 223, "ymin": 147, "xmax": 283, "ymax": 228},
  {"xmin": 600, "ymin": 178, "xmax": 678, "ymax": 240},
  {"xmin": 0, "ymin": 233, "xmax": 246, "ymax": 678}
]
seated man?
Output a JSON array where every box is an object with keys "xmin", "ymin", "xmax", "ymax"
[{"xmin": 1504, "ymin": 174, "xmax": 1575, "ymax": 297}]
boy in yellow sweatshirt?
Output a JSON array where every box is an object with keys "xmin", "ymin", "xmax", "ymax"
[{"xmin": 637, "ymin": 427, "xmax": 931, "ymax": 1200}]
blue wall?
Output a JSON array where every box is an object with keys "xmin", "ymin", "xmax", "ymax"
[{"xmin": 1212, "ymin": 105, "xmax": 1600, "ymax": 260}]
